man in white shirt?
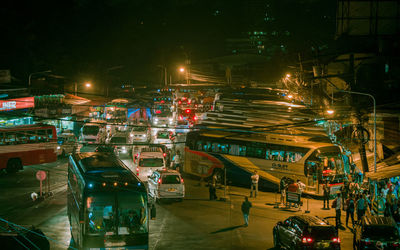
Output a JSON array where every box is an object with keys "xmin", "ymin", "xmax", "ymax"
[{"xmin": 250, "ymin": 170, "xmax": 259, "ymax": 198}]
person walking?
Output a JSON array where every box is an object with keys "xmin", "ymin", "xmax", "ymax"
[
  {"xmin": 356, "ymin": 194, "xmax": 366, "ymax": 222},
  {"xmin": 345, "ymin": 194, "xmax": 355, "ymax": 228},
  {"xmin": 323, "ymin": 182, "xmax": 330, "ymax": 209},
  {"xmin": 241, "ymin": 196, "xmax": 252, "ymax": 227},
  {"xmin": 333, "ymin": 192, "xmax": 342, "ymax": 228},
  {"xmin": 250, "ymin": 170, "xmax": 259, "ymax": 198}
]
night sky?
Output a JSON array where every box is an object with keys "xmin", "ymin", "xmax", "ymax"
[{"xmin": 1, "ymin": 0, "xmax": 336, "ymax": 86}]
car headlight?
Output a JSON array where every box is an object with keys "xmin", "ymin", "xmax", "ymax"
[
  {"xmin": 130, "ymin": 134, "xmax": 134, "ymax": 137},
  {"xmin": 155, "ymin": 118, "xmax": 159, "ymax": 122},
  {"xmin": 57, "ymin": 146, "xmax": 61, "ymax": 150}
]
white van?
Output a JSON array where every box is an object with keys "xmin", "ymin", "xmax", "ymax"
[
  {"xmin": 147, "ymin": 170, "xmax": 185, "ymax": 202},
  {"xmin": 135, "ymin": 149, "xmax": 166, "ymax": 182},
  {"xmin": 79, "ymin": 123, "xmax": 102, "ymax": 144}
]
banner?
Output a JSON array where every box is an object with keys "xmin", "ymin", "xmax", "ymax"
[{"xmin": 0, "ymin": 97, "xmax": 34, "ymax": 111}]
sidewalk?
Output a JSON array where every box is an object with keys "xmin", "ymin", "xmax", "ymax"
[{"xmin": 183, "ymin": 176, "xmax": 355, "ymax": 249}]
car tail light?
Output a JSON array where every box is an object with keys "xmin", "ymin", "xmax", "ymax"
[
  {"xmin": 181, "ymin": 178, "xmax": 184, "ymax": 183},
  {"xmin": 179, "ymin": 115, "xmax": 183, "ymax": 121},
  {"xmin": 178, "ymin": 101, "xmax": 182, "ymax": 105},
  {"xmin": 332, "ymin": 237, "xmax": 340, "ymax": 243},
  {"xmin": 302, "ymin": 237, "xmax": 313, "ymax": 244},
  {"xmin": 163, "ymin": 153, "xmax": 167, "ymax": 157},
  {"xmin": 193, "ymin": 116, "xmax": 198, "ymax": 121},
  {"xmin": 187, "ymin": 100, "xmax": 191, "ymax": 104},
  {"xmin": 136, "ymin": 167, "xmax": 139, "ymax": 176}
]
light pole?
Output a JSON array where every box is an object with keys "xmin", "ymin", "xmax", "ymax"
[
  {"xmin": 28, "ymin": 70, "xmax": 51, "ymax": 87},
  {"xmin": 74, "ymin": 81, "xmax": 92, "ymax": 96},
  {"xmin": 340, "ymin": 90, "xmax": 376, "ymax": 173}
]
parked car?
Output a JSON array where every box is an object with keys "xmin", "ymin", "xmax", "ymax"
[
  {"xmin": 56, "ymin": 132, "xmax": 78, "ymax": 157},
  {"xmin": 353, "ymin": 215, "xmax": 400, "ymax": 249},
  {"xmin": 147, "ymin": 170, "xmax": 185, "ymax": 202},
  {"xmin": 273, "ymin": 215, "xmax": 340, "ymax": 249}
]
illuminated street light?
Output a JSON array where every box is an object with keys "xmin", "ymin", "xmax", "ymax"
[
  {"xmin": 179, "ymin": 67, "xmax": 185, "ymax": 73},
  {"xmin": 326, "ymin": 109, "xmax": 334, "ymax": 115},
  {"xmin": 287, "ymin": 94, "xmax": 293, "ymax": 99},
  {"xmin": 85, "ymin": 82, "xmax": 92, "ymax": 88},
  {"xmin": 285, "ymin": 73, "xmax": 291, "ymax": 78}
]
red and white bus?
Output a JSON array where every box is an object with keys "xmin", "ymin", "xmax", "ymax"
[{"xmin": 0, "ymin": 124, "xmax": 58, "ymax": 173}]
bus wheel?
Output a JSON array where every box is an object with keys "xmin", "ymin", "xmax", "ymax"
[{"xmin": 6, "ymin": 158, "xmax": 22, "ymax": 174}]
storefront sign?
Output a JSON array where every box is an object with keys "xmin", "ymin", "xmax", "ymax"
[{"xmin": 0, "ymin": 97, "xmax": 34, "ymax": 111}]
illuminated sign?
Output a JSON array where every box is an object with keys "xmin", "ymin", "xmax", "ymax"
[{"xmin": 0, "ymin": 97, "xmax": 34, "ymax": 111}]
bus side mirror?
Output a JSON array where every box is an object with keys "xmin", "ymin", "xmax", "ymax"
[{"xmin": 150, "ymin": 204, "xmax": 156, "ymax": 220}]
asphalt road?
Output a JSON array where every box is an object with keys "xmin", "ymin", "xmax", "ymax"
[{"xmin": 0, "ymin": 157, "xmax": 354, "ymax": 249}]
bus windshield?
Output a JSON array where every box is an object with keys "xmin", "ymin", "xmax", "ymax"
[
  {"xmin": 83, "ymin": 126, "xmax": 100, "ymax": 135},
  {"xmin": 86, "ymin": 192, "xmax": 148, "ymax": 236},
  {"xmin": 305, "ymin": 146, "xmax": 345, "ymax": 183}
]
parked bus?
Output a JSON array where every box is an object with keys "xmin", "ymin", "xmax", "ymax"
[
  {"xmin": 0, "ymin": 124, "xmax": 57, "ymax": 173},
  {"xmin": 184, "ymin": 130, "xmax": 347, "ymax": 196},
  {"xmin": 67, "ymin": 152, "xmax": 154, "ymax": 249}
]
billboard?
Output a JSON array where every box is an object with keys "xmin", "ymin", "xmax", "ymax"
[{"xmin": 0, "ymin": 97, "xmax": 35, "ymax": 111}]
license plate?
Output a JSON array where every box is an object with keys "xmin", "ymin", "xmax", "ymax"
[
  {"xmin": 317, "ymin": 242, "xmax": 330, "ymax": 248},
  {"xmin": 168, "ymin": 188, "xmax": 177, "ymax": 192}
]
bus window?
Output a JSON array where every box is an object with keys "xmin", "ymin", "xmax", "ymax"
[
  {"xmin": 229, "ymin": 144, "xmax": 240, "ymax": 155},
  {"xmin": 87, "ymin": 194, "xmax": 115, "ymax": 235},
  {"xmin": 16, "ymin": 131, "xmax": 27, "ymax": 144},
  {"xmin": 118, "ymin": 193, "xmax": 148, "ymax": 234},
  {"xmin": 5, "ymin": 132, "xmax": 16, "ymax": 144},
  {"xmin": 28, "ymin": 130, "xmax": 37, "ymax": 142},
  {"xmin": 37, "ymin": 130, "xmax": 48, "ymax": 142},
  {"xmin": 196, "ymin": 140, "xmax": 202, "ymax": 151},
  {"xmin": 47, "ymin": 129, "xmax": 54, "ymax": 139},
  {"xmin": 239, "ymin": 145, "xmax": 246, "ymax": 156},
  {"xmin": 246, "ymin": 142, "xmax": 264, "ymax": 158}
]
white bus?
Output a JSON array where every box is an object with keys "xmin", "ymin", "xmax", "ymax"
[{"xmin": 184, "ymin": 130, "xmax": 348, "ymax": 197}]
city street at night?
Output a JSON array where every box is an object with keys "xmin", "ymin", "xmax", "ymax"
[{"xmin": 1, "ymin": 1, "xmax": 400, "ymax": 249}]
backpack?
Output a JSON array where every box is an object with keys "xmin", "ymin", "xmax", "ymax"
[
  {"xmin": 348, "ymin": 199, "xmax": 355, "ymax": 211},
  {"xmin": 331, "ymin": 198, "xmax": 337, "ymax": 209}
]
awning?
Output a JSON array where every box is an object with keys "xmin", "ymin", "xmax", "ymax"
[{"xmin": 365, "ymin": 164, "xmax": 400, "ymax": 180}]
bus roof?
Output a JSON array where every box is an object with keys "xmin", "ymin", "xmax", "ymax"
[
  {"xmin": 190, "ymin": 130, "xmax": 336, "ymax": 149},
  {"xmin": 0, "ymin": 123, "xmax": 55, "ymax": 132}
]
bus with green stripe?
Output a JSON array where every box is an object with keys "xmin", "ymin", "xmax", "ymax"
[{"xmin": 183, "ymin": 130, "xmax": 348, "ymax": 197}]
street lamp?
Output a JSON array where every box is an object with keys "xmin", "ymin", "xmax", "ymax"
[
  {"xmin": 28, "ymin": 70, "xmax": 51, "ymax": 87},
  {"xmin": 326, "ymin": 109, "xmax": 335, "ymax": 115},
  {"xmin": 85, "ymin": 82, "xmax": 92, "ymax": 88},
  {"xmin": 340, "ymin": 90, "xmax": 376, "ymax": 173},
  {"xmin": 75, "ymin": 81, "xmax": 92, "ymax": 96},
  {"xmin": 179, "ymin": 67, "xmax": 185, "ymax": 73}
]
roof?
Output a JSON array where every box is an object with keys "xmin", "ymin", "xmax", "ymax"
[
  {"xmin": 74, "ymin": 152, "xmax": 127, "ymax": 173},
  {"xmin": 363, "ymin": 216, "xmax": 396, "ymax": 227},
  {"xmin": 296, "ymin": 215, "xmax": 330, "ymax": 227},
  {"xmin": 156, "ymin": 169, "xmax": 181, "ymax": 175},
  {"xmin": 139, "ymin": 151, "xmax": 164, "ymax": 158}
]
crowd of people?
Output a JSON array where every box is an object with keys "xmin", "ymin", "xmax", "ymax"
[{"xmin": 330, "ymin": 175, "xmax": 400, "ymax": 228}]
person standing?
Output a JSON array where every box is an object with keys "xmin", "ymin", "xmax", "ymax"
[
  {"xmin": 209, "ymin": 182, "xmax": 217, "ymax": 200},
  {"xmin": 241, "ymin": 196, "xmax": 252, "ymax": 227},
  {"xmin": 280, "ymin": 177, "xmax": 287, "ymax": 205},
  {"xmin": 172, "ymin": 150, "xmax": 182, "ymax": 171},
  {"xmin": 250, "ymin": 170, "xmax": 259, "ymax": 198},
  {"xmin": 323, "ymin": 182, "xmax": 330, "ymax": 209},
  {"xmin": 334, "ymin": 192, "xmax": 342, "ymax": 228},
  {"xmin": 346, "ymin": 194, "xmax": 355, "ymax": 228}
]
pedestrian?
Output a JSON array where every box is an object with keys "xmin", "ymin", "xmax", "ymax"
[
  {"xmin": 345, "ymin": 194, "xmax": 355, "ymax": 228},
  {"xmin": 250, "ymin": 170, "xmax": 259, "ymax": 198},
  {"xmin": 241, "ymin": 196, "xmax": 252, "ymax": 227},
  {"xmin": 333, "ymin": 192, "xmax": 342, "ymax": 228},
  {"xmin": 172, "ymin": 150, "xmax": 182, "ymax": 171},
  {"xmin": 385, "ymin": 188, "xmax": 395, "ymax": 217},
  {"xmin": 209, "ymin": 182, "xmax": 217, "ymax": 200},
  {"xmin": 280, "ymin": 177, "xmax": 287, "ymax": 205},
  {"xmin": 323, "ymin": 182, "xmax": 330, "ymax": 209},
  {"xmin": 356, "ymin": 194, "xmax": 366, "ymax": 222}
]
